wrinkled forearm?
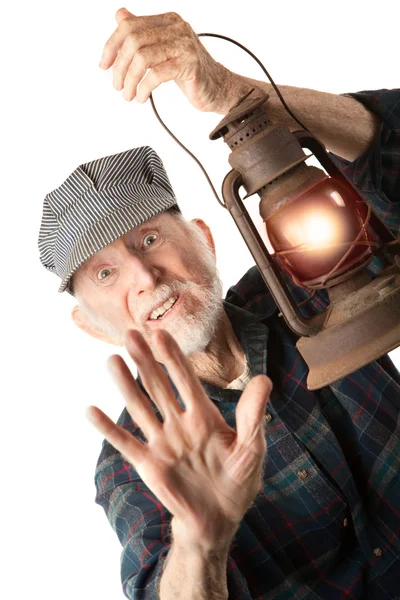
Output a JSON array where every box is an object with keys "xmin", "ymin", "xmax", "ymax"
[
  {"xmin": 158, "ymin": 519, "xmax": 235, "ymax": 600},
  {"xmin": 215, "ymin": 69, "xmax": 381, "ymax": 162},
  {"xmin": 158, "ymin": 544, "xmax": 229, "ymax": 600}
]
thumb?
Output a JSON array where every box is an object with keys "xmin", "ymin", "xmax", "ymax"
[
  {"xmin": 115, "ymin": 7, "xmax": 135, "ymax": 25},
  {"xmin": 235, "ymin": 375, "xmax": 272, "ymax": 446}
]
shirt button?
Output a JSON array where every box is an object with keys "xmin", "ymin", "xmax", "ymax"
[
  {"xmin": 297, "ymin": 469, "xmax": 309, "ymax": 480},
  {"xmin": 343, "ymin": 517, "xmax": 349, "ymax": 528},
  {"xmin": 373, "ymin": 547, "xmax": 383, "ymax": 557},
  {"xmin": 264, "ymin": 412, "xmax": 273, "ymax": 424}
]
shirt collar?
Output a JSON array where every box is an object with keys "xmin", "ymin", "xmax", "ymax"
[{"xmin": 199, "ymin": 300, "xmax": 270, "ymax": 402}]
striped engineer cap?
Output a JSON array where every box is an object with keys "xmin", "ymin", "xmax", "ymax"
[{"xmin": 38, "ymin": 146, "xmax": 179, "ymax": 294}]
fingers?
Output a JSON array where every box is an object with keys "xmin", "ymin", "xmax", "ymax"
[
  {"xmin": 135, "ymin": 59, "xmax": 184, "ymax": 103},
  {"xmin": 100, "ymin": 11, "xmax": 180, "ymax": 70},
  {"xmin": 235, "ymin": 375, "xmax": 272, "ymax": 446},
  {"xmin": 115, "ymin": 7, "xmax": 134, "ymax": 26},
  {"xmin": 86, "ymin": 405, "xmax": 145, "ymax": 466},
  {"xmin": 107, "ymin": 353, "xmax": 164, "ymax": 439},
  {"xmin": 125, "ymin": 330, "xmax": 185, "ymax": 421},
  {"xmin": 152, "ymin": 330, "xmax": 224, "ymax": 420},
  {"xmin": 113, "ymin": 39, "xmax": 185, "ymax": 99}
]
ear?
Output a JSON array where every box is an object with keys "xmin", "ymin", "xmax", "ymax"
[
  {"xmin": 191, "ymin": 218, "xmax": 216, "ymax": 256},
  {"xmin": 71, "ymin": 306, "xmax": 123, "ymax": 346}
]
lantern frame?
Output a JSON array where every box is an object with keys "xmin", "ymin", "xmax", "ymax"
[{"xmin": 210, "ymin": 91, "xmax": 400, "ymax": 389}]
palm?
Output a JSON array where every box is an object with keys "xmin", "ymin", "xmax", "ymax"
[
  {"xmin": 136, "ymin": 407, "xmax": 265, "ymax": 535},
  {"xmin": 89, "ymin": 330, "xmax": 271, "ymax": 541}
]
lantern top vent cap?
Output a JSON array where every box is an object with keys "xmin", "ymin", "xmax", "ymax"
[{"xmin": 209, "ymin": 90, "xmax": 269, "ymax": 140}]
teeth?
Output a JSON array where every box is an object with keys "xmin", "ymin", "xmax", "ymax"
[
  {"xmin": 150, "ymin": 296, "xmax": 178, "ymax": 320},
  {"xmin": 163, "ymin": 298, "xmax": 174, "ymax": 309}
]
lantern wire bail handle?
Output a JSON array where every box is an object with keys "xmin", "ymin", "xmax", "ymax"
[
  {"xmin": 148, "ymin": 33, "xmax": 386, "ymax": 293},
  {"xmin": 149, "ymin": 32, "xmax": 310, "ymax": 209}
]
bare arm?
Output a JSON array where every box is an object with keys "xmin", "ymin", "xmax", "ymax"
[
  {"xmin": 100, "ymin": 8, "xmax": 381, "ymax": 162},
  {"xmin": 217, "ymin": 73, "xmax": 381, "ymax": 161},
  {"xmin": 158, "ymin": 518, "xmax": 233, "ymax": 600}
]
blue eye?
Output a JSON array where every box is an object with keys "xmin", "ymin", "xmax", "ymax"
[
  {"xmin": 143, "ymin": 233, "xmax": 158, "ymax": 247},
  {"xmin": 97, "ymin": 267, "xmax": 112, "ymax": 280}
]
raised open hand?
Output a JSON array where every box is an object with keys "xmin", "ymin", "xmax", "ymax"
[{"xmin": 87, "ymin": 329, "xmax": 272, "ymax": 545}]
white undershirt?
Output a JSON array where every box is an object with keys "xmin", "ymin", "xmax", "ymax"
[{"xmin": 225, "ymin": 359, "xmax": 252, "ymax": 391}]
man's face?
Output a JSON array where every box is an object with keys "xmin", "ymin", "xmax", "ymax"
[{"xmin": 72, "ymin": 212, "xmax": 223, "ymax": 357}]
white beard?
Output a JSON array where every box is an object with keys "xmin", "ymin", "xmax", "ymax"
[{"xmin": 142, "ymin": 275, "xmax": 224, "ymax": 356}]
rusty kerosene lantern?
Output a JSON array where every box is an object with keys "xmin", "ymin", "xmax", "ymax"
[{"xmin": 209, "ymin": 90, "xmax": 400, "ymax": 390}]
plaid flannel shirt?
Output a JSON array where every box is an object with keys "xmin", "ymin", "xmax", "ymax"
[{"xmin": 94, "ymin": 89, "xmax": 400, "ymax": 599}]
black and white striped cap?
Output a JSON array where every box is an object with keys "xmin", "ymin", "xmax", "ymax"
[{"xmin": 38, "ymin": 146, "xmax": 178, "ymax": 294}]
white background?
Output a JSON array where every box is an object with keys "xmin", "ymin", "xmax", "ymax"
[{"xmin": 2, "ymin": 1, "xmax": 399, "ymax": 598}]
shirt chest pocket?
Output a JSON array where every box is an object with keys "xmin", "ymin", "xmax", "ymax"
[
  {"xmin": 224, "ymin": 403, "xmax": 348, "ymax": 524},
  {"xmin": 264, "ymin": 429, "xmax": 347, "ymax": 513},
  {"xmin": 248, "ymin": 427, "xmax": 349, "ymax": 568}
]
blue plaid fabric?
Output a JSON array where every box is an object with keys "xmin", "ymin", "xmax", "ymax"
[{"xmin": 94, "ymin": 89, "xmax": 400, "ymax": 599}]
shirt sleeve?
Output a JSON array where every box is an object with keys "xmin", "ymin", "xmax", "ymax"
[
  {"xmin": 94, "ymin": 407, "xmax": 173, "ymax": 599},
  {"xmin": 332, "ymin": 89, "xmax": 400, "ymax": 237}
]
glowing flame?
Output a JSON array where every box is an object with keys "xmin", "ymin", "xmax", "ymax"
[
  {"xmin": 263, "ymin": 174, "xmax": 372, "ymax": 283},
  {"xmin": 303, "ymin": 214, "xmax": 337, "ymax": 249},
  {"xmin": 283, "ymin": 211, "xmax": 339, "ymax": 251}
]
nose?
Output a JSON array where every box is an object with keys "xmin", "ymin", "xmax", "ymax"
[{"xmin": 126, "ymin": 254, "xmax": 161, "ymax": 296}]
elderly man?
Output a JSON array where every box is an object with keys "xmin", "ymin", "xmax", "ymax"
[{"xmin": 38, "ymin": 8, "xmax": 400, "ymax": 600}]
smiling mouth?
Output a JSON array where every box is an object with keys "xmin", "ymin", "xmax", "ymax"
[{"xmin": 148, "ymin": 295, "xmax": 179, "ymax": 321}]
